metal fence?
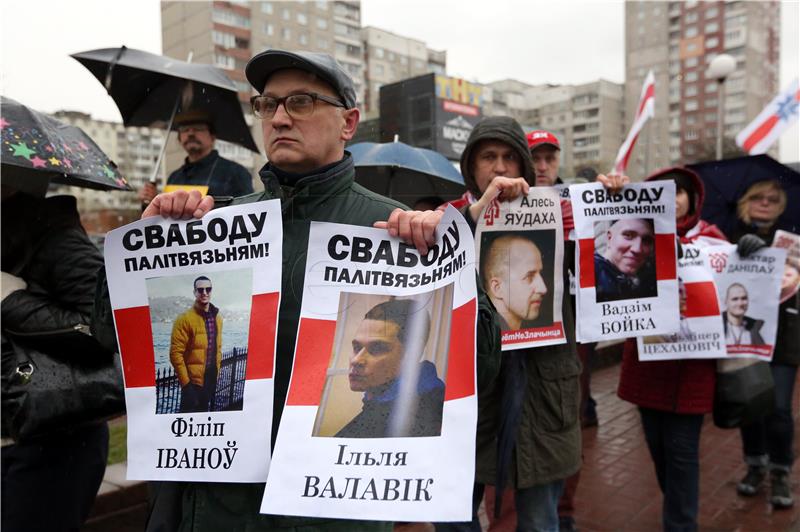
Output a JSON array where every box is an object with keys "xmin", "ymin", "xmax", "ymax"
[{"xmin": 155, "ymin": 347, "xmax": 248, "ymax": 414}]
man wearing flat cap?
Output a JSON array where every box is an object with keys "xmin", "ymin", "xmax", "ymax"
[
  {"xmin": 138, "ymin": 109, "xmax": 253, "ymax": 203},
  {"xmin": 100, "ymin": 49, "xmax": 501, "ymax": 532}
]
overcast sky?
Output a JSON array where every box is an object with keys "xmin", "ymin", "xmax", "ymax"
[{"xmin": 1, "ymin": 0, "xmax": 797, "ymax": 159}]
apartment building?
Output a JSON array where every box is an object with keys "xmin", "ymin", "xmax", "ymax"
[
  {"xmin": 625, "ymin": 0, "xmax": 779, "ymax": 177},
  {"xmin": 484, "ymin": 79, "xmax": 626, "ymax": 176}
]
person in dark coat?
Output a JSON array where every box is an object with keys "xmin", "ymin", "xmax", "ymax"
[
  {"xmin": 1, "ymin": 188, "xmax": 109, "ymax": 532},
  {"xmin": 336, "ymin": 299, "xmax": 445, "ymax": 438},
  {"xmin": 138, "ymin": 110, "xmax": 254, "ymax": 202},
  {"xmin": 728, "ymin": 179, "xmax": 798, "ymax": 509},
  {"xmin": 617, "ymin": 166, "xmax": 727, "ymax": 532}
]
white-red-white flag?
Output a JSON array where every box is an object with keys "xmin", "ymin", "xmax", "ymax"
[
  {"xmin": 736, "ymin": 78, "xmax": 799, "ymax": 155},
  {"xmin": 612, "ymin": 70, "xmax": 655, "ymax": 174}
]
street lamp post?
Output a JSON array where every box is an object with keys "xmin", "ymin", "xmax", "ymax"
[{"xmin": 706, "ymin": 54, "xmax": 737, "ymax": 160}]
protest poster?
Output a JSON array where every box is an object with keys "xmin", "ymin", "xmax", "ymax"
[
  {"xmin": 103, "ymin": 201, "xmax": 282, "ymax": 481},
  {"xmin": 261, "ymin": 206, "xmax": 477, "ymax": 522},
  {"xmin": 475, "ymin": 187, "xmax": 566, "ymax": 349},
  {"xmin": 570, "ymin": 181, "xmax": 679, "ymax": 342},
  {"xmin": 637, "ymin": 245, "xmax": 726, "ymax": 361},
  {"xmin": 704, "ymin": 244, "xmax": 786, "ymax": 360},
  {"xmin": 772, "ymin": 230, "xmax": 800, "ymax": 303}
]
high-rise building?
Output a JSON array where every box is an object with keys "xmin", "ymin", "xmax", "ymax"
[
  {"xmin": 50, "ymin": 111, "xmax": 166, "ymax": 214},
  {"xmin": 625, "ymin": 0, "xmax": 780, "ymax": 178},
  {"xmin": 362, "ymin": 26, "xmax": 446, "ymax": 118},
  {"xmin": 483, "ymin": 79, "xmax": 626, "ymax": 176}
]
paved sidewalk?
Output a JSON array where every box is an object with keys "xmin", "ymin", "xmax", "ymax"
[{"xmin": 572, "ymin": 363, "xmax": 800, "ymax": 531}]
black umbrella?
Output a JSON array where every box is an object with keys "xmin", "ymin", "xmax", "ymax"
[
  {"xmin": 348, "ymin": 141, "xmax": 465, "ymax": 207},
  {"xmin": 71, "ymin": 46, "xmax": 258, "ymax": 152},
  {"xmin": 1, "ymin": 96, "xmax": 131, "ymax": 192},
  {"xmin": 688, "ymin": 154, "xmax": 800, "ymax": 235}
]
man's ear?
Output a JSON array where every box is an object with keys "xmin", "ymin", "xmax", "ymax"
[
  {"xmin": 488, "ymin": 276, "xmax": 505, "ymax": 302},
  {"xmin": 341, "ymin": 108, "xmax": 360, "ymax": 141}
]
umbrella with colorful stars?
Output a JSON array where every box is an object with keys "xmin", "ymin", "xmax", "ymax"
[{"xmin": 1, "ymin": 96, "xmax": 131, "ymax": 192}]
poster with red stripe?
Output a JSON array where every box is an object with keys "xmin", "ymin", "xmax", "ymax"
[
  {"xmin": 475, "ymin": 187, "xmax": 566, "ymax": 350},
  {"xmin": 103, "ymin": 201, "xmax": 282, "ymax": 481},
  {"xmin": 570, "ymin": 181, "xmax": 678, "ymax": 342},
  {"xmin": 637, "ymin": 245, "xmax": 726, "ymax": 360},
  {"xmin": 260, "ymin": 206, "xmax": 477, "ymax": 521},
  {"xmin": 703, "ymin": 244, "xmax": 786, "ymax": 361}
]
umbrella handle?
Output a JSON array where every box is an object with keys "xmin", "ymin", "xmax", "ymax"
[{"xmin": 148, "ymin": 51, "xmax": 194, "ymax": 187}]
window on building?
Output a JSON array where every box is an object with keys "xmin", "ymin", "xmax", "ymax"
[
  {"xmin": 317, "ymin": 37, "xmax": 329, "ymax": 49},
  {"xmin": 399, "ymin": 56, "xmax": 408, "ymax": 66},
  {"xmin": 705, "ymin": 21, "xmax": 719, "ymax": 33},
  {"xmin": 299, "ymin": 32, "xmax": 308, "ymax": 45},
  {"xmin": 685, "ymin": 129, "xmax": 699, "ymax": 140},
  {"xmin": 705, "ymin": 112, "xmax": 716, "ymax": 122},
  {"xmin": 706, "ymin": 98, "xmax": 717, "ymax": 107},
  {"xmin": 387, "ymin": 51, "xmax": 395, "ymax": 61},
  {"xmin": 706, "ymin": 36, "xmax": 719, "ymax": 48},
  {"xmin": 685, "ymin": 57, "xmax": 698, "ymax": 68},
  {"xmin": 686, "ymin": 115, "xmax": 697, "ymax": 125},
  {"xmin": 706, "ymin": 6, "xmax": 718, "ymax": 18},
  {"xmin": 374, "ymin": 47, "xmax": 384, "ymax": 59},
  {"xmin": 213, "ymin": 54, "xmax": 235, "ymax": 70},
  {"xmin": 685, "ymin": 85, "xmax": 698, "ymax": 97},
  {"xmin": 413, "ymin": 59, "xmax": 425, "ymax": 70},
  {"xmin": 685, "ymin": 26, "xmax": 698, "ymax": 38},
  {"xmin": 282, "ymin": 27, "xmax": 291, "ymax": 40},
  {"xmin": 686, "ymin": 42, "xmax": 698, "ymax": 53},
  {"xmin": 316, "ymin": 0, "xmax": 328, "ymax": 10},
  {"xmin": 261, "ymin": 2, "xmax": 272, "ymax": 14},
  {"xmin": 685, "ymin": 99, "xmax": 698, "ymax": 111},
  {"xmin": 316, "ymin": 18, "xmax": 327, "ymax": 29},
  {"xmin": 297, "ymin": 13, "xmax": 307, "ymax": 25},
  {"xmin": 264, "ymin": 23, "xmax": 274, "ymax": 36},
  {"xmin": 282, "ymin": 8, "xmax": 291, "ymax": 20},
  {"xmin": 705, "ymin": 81, "xmax": 717, "ymax": 93},
  {"xmin": 212, "ymin": 30, "xmax": 236, "ymax": 48},
  {"xmin": 685, "ymin": 71, "xmax": 698, "ymax": 82},
  {"xmin": 212, "ymin": 9, "xmax": 250, "ymax": 28},
  {"xmin": 375, "ymin": 64, "xmax": 384, "ymax": 76},
  {"xmin": 685, "ymin": 12, "xmax": 698, "ymax": 23}
]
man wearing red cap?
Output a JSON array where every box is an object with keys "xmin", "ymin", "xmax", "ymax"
[{"xmin": 526, "ymin": 130, "xmax": 562, "ymax": 187}]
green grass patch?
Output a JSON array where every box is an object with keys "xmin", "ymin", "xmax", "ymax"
[{"xmin": 107, "ymin": 418, "xmax": 127, "ymax": 465}]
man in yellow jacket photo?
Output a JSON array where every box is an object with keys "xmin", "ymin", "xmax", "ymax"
[{"xmin": 170, "ymin": 275, "xmax": 223, "ymax": 413}]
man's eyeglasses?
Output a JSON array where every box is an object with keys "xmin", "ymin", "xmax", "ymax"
[
  {"xmin": 250, "ymin": 93, "xmax": 346, "ymax": 120},
  {"xmin": 177, "ymin": 124, "xmax": 209, "ymax": 134},
  {"xmin": 195, "ymin": 287, "xmax": 212, "ymax": 294}
]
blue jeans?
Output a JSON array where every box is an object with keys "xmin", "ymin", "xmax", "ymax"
[
  {"xmin": 639, "ymin": 408, "xmax": 704, "ymax": 532},
  {"xmin": 740, "ymin": 363, "xmax": 798, "ymax": 470},
  {"xmin": 434, "ymin": 480, "xmax": 564, "ymax": 532}
]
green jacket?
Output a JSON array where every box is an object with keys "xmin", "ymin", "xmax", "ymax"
[{"xmin": 95, "ymin": 155, "xmax": 501, "ymax": 531}]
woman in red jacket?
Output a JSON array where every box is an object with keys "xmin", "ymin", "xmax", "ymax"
[{"xmin": 617, "ymin": 167, "xmax": 726, "ymax": 532}]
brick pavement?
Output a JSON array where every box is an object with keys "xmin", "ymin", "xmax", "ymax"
[{"xmin": 573, "ymin": 363, "xmax": 800, "ymax": 532}]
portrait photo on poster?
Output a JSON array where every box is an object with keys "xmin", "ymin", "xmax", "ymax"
[
  {"xmin": 721, "ymin": 281, "xmax": 766, "ymax": 347},
  {"xmin": 479, "ymin": 229, "xmax": 556, "ymax": 332},
  {"xmin": 145, "ymin": 269, "xmax": 253, "ymax": 415},
  {"xmin": 593, "ymin": 218, "xmax": 658, "ymax": 303},
  {"xmin": 312, "ymin": 286, "xmax": 454, "ymax": 439}
]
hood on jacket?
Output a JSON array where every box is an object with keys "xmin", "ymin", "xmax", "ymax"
[
  {"xmin": 645, "ymin": 166, "xmax": 705, "ymax": 237},
  {"xmin": 459, "ymin": 116, "xmax": 534, "ymax": 197}
]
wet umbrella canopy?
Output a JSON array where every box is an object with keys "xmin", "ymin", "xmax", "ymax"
[
  {"xmin": 689, "ymin": 154, "xmax": 800, "ymax": 235},
  {"xmin": 71, "ymin": 46, "xmax": 258, "ymax": 152},
  {"xmin": 348, "ymin": 141, "xmax": 465, "ymax": 208},
  {"xmin": 1, "ymin": 96, "xmax": 130, "ymax": 192}
]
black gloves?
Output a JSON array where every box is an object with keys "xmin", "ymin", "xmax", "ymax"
[{"xmin": 737, "ymin": 234, "xmax": 767, "ymax": 257}]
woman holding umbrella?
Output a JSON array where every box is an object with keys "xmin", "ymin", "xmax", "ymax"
[{"xmin": 729, "ymin": 180, "xmax": 799, "ymax": 509}]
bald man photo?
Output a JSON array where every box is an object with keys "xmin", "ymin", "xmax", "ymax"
[{"xmin": 481, "ymin": 232, "xmax": 554, "ymax": 331}]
